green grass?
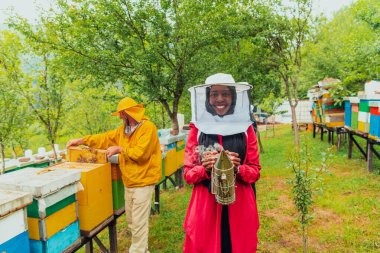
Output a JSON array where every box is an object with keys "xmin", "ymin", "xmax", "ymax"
[{"xmin": 80, "ymin": 124, "xmax": 380, "ymax": 252}]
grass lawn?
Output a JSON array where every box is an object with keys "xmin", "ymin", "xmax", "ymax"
[{"xmin": 85, "ymin": 124, "xmax": 380, "ymax": 253}]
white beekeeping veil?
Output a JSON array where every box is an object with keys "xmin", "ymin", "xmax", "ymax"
[{"xmin": 189, "ymin": 73, "xmax": 253, "ymax": 136}]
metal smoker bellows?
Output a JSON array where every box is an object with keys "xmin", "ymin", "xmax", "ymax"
[{"xmin": 211, "ymin": 150, "xmax": 236, "ymax": 205}]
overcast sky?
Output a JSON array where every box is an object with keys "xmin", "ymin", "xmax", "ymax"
[{"xmin": 0, "ymin": 0, "xmax": 355, "ymax": 25}]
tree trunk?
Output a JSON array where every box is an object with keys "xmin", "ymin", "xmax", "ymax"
[
  {"xmin": 51, "ymin": 141, "xmax": 58, "ymax": 163},
  {"xmin": 161, "ymin": 105, "xmax": 166, "ymax": 129},
  {"xmin": 290, "ymin": 105, "xmax": 300, "ymax": 148},
  {"xmin": 19, "ymin": 143, "xmax": 24, "ymax": 154},
  {"xmin": 170, "ymin": 113, "xmax": 179, "ymax": 135},
  {"xmin": 159, "ymin": 98, "xmax": 180, "ymax": 135},
  {"xmin": 48, "ymin": 128, "xmax": 58, "ymax": 162},
  {"xmin": 302, "ymin": 226, "xmax": 308, "ymax": 253},
  {"xmin": 1, "ymin": 143, "xmax": 5, "ymax": 175},
  {"xmin": 11, "ymin": 144, "xmax": 17, "ymax": 159}
]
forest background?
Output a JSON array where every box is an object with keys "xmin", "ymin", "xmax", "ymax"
[{"xmin": 0, "ymin": 0, "xmax": 379, "ymax": 160}]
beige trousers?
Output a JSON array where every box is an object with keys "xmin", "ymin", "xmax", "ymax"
[{"xmin": 124, "ymin": 185, "xmax": 154, "ymax": 253}]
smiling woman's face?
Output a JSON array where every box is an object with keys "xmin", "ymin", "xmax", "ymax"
[{"xmin": 209, "ymin": 85, "xmax": 233, "ymax": 116}]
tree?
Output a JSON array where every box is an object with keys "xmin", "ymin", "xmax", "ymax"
[
  {"xmin": 288, "ymin": 136, "xmax": 333, "ymax": 253},
  {"xmin": 13, "ymin": 35, "xmax": 70, "ymax": 161},
  {"xmin": 0, "ymin": 89, "xmax": 22, "ymax": 174},
  {"xmin": 263, "ymin": 0, "xmax": 314, "ymax": 148},
  {"xmin": 301, "ymin": 0, "xmax": 380, "ymax": 93},
  {"xmin": 12, "ymin": 0, "xmax": 244, "ymax": 134},
  {"xmin": 0, "ymin": 30, "xmax": 26, "ymax": 173},
  {"xmin": 62, "ymin": 82, "xmax": 122, "ymax": 137}
]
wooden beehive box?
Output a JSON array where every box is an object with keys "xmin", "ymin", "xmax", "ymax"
[
  {"xmin": 358, "ymin": 94, "xmax": 380, "ymax": 133},
  {"xmin": 175, "ymin": 139, "xmax": 185, "ymax": 170},
  {"xmin": 51, "ymin": 162, "xmax": 113, "ymax": 234},
  {"xmin": 68, "ymin": 147, "xmax": 108, "ymax": 164},
  {"xmin": 0, "ymin": 167, "xmax": 81, "ymax": 253},
  {"xmin": 111, "ymin": 164, "xmax": 125, "ymax": 213},
  {"xmin": 369, "ymin": 101, "xmax": 380, "ymax": 141},
  {"xmin": 0, "ymin": 190, "xmax": 32, "ymax": 253}
]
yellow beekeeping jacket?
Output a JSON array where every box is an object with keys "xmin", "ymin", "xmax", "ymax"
[{"xmin": 82, "ymin": 117, "xmax": 162, "ymax": 187}]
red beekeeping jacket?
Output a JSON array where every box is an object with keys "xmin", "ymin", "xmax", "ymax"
[{"xmin": 183, "ymin": 123, "xmax": 261, "ymax": 253}]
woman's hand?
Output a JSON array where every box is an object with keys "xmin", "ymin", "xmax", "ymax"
[
  {"xmin": 107, "ymin": 146, "xmax": 122, "ymax": 157},
  {"xmin": 66, "ymin": 138, "xmax": 84, "ymax": 148},
  {"xmin": 225, "ymin": 150, "xmax": 241, "ymax": 168},
  {"xmin": 201, "ymin": 151, "xmax": 218, "ymax": 171}
]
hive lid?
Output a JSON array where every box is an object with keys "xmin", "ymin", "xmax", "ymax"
[
  {"xmin": 0, "ymin": 167, "xmax": 81, "ymax": 197},
  {"xmin": 159, "ymin": 133, "xmax": 186, "ymax": 145},
  {"xmin": 0, "ymin": 190, "xmax": 32, "ymax": 217},
  {"xmin": 358, "ymin": 94, "xmax": 380, "ymax": 100},
  {"xmin": 348, "ymin": 97, "xmax": 360, "ymax": 103},
  {"xmin": 50, "ymin": 161, "xmax": 107, "ymax": 172},
  {"xmin": 343, "ymin": 97, "xmax": 359, "ymax": 102},
  {"xmin": 369, "ymin": 101, "xmax": 380, "ymax": 107}
]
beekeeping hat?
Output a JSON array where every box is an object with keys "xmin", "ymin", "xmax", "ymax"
[
  {"xmin": 111, "ymin": 97, "xmax": 145, "ymax": 122},
  {"xmin": 188, "ymin": 73, "xmax": 253, "ymax": 136}
]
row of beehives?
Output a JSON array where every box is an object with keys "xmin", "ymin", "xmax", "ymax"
[
  {"xmin": 158, "ymin": 130, "xmax": 187, "ymax": 183},
  {"xmin": 0, "ymin": 145, "xmax": 64, "ymax": 174},
  {"xmin": 0, "ymin": 136, "xmax": 187, "ymax": 253},
  {"xmin": 308, "ymin": 80, "xmax": 380, "ymax": 132},
  {"xmin": 344, "ymin": 95, "xmax": 380, "ymax": 141},
  {"xmin": 0, "ymin": 147, "xmax": 123, "ymax": 253},
  {"xmin": 308, "ymin": 78, "xmax": 345, "ymax": 127}
]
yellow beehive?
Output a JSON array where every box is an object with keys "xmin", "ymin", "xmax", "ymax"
[
  {"xmin": 175, "ymin": 140, "xmax": 185, "ymax": 169},
  {"xmin": 325, "ymin": 122, "xmax": 345, "ymax": 127},
  {"xmin": 358, "ymin": 121, "xmax": 366, "ymax": 133},
  {"xmin": 51, "ymin": 162, "xmax": 113, "ymax": 233},
  {"xmin": 68, "ymin": 147, "xmax": 108, "ymax": 164},
  {"xmin": 164, "ymin": 149, "xmax": 177, "ymax": 177},
  {"xmin": 28, "ymin": 202, "xmax": 77, "ymax": 240}
]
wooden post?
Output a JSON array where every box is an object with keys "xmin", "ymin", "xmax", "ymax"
[
  {"xmin": 85, "ymin": 240, "xmax": 93, "ymax": 253},
  {"xmin": 321, "ymin": 125, "xmax": 324, "ymax": 141},
  {"xmin": 337, "ymin": 130, "xmax": 341, "ymax": 150},
  {"xmin": 348, "ymin": 131, "xmax": 353, "ymax": 159},
  {"xmin": 176, "ymin": 167, "xmax": 183, "ymax": 188},
  {"xmin": 367, "ymin": 142, "xmax": 373, "ymax": 172},
  {"xmin": 175, "ymin": 169, "xmax": 180, "ymax": 188},
  {"xmin": 328, "ymin": 129, "xmax": 330, "ymax": 143},
  {"xmin": 154, "ymin": 184, "xmax": 160, "ymax": 213},
  {"xmin": 366, "ymin": 138, "xmax": 369, "ymax": 161},
  {"xmin": 313, "ymin": 123, "xmax": 316, "ymax": 138},
  {"xmin": 108, "ymin": 219, "xmax": 118, "ymax": 253},
  {"xmin": 93, "ymin": 236, "xmax": 109, "ymax": 253}
]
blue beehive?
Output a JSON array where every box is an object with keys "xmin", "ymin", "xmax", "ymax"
[
  {"xmin": 369, "ymin": 101, "xmax": 380, "ymax": 140},
  {"xmin": 344, "ymin": 99, "xmax": 352, "ymax": 128},
  {"xmin": 0, "ymin": 190, "xmax": 33, "ymax": 253},
  {"xmin": 29, "ymin": 220, "xmax": 80, "ymax": 253}
]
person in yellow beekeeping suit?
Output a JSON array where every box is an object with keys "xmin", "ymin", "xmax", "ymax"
[{"xmin": 67, "ymin": 97, "xmax": 162, "ymax": 253}]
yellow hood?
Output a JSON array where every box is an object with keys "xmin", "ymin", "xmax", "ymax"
[{"xmin": 111, "ymin": 97, "xmax": 146, "ymax": 122}]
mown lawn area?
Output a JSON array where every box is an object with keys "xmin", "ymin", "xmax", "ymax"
[{"xmin": 87, "ymin": 124, "xmax": 380, "ymax": 253}]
